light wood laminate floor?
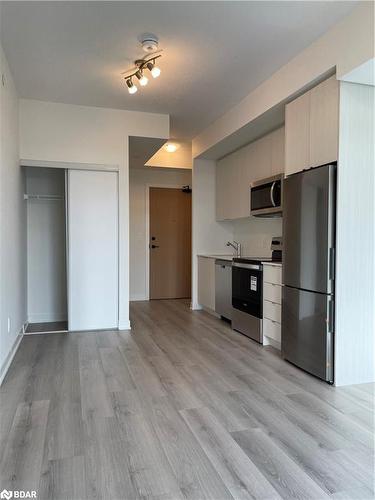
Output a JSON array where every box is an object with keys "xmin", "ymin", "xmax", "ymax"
[{"xmin": 0, "ymin": 299, "xmax": 373, "ymax": 500}]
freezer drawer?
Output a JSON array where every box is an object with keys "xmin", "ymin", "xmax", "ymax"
[
  {"xmin": 215, "ymin": 260, "xmax": 232, "ymax": 320},
  {"xmin": 281, "ymin": 286, "xmax": 334, "ymax": 382}
]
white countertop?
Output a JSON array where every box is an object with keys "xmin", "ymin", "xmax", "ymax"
[
  {"xmin": 198, "ymin": 255, "xmax": 283, "ymax": 266},
  {"xmin": 198, "ymin": 254, "xmax": 234, "ymax": 261}
]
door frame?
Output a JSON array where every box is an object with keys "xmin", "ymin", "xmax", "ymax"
[{"xmin": 145, "ymin": 183, "xmax": 189, "ymax": 300}]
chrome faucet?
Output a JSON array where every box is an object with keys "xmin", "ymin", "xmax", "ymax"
[{"xmin": 226, "ymin": 240, "xmax": 241, "ymax": 257}]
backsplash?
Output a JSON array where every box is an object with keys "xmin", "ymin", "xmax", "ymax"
[{"xmin": 232, "ymin": 217, "xmax": 282, "ymax": 257}]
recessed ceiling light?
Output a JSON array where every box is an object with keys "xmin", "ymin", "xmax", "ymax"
[{"xmin": 165, "ymin": 143, "xmax": 178, "ymax": 153}]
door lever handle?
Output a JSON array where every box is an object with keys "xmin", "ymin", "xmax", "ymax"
[{"xmin": 150, "ymin": 244, "xmax": 159, "ymax": 249}]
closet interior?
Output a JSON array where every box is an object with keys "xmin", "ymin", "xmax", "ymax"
[
  {"xmin": 24, "ymin": 167, "xmax": 68, "ymax": 333},
  {"xmin": 23, "ymin": 166, "xmax": 119, "ymax": 334}
]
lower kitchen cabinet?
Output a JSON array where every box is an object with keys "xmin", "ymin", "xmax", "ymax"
[
  {"xmin": 197, "ymin": 256, "xmax": 216, "ymax": 311},
  {"xmin": 262, "ymin": 263, "xmax": 282, "ymax": 349}
]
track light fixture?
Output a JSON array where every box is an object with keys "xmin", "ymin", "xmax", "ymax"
[{"xmin": 123, "ymin": 54, "xmax": 162, "ymax": 95}]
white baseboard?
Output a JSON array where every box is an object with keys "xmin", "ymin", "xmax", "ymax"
[
  {"xmin": 28, "ymin": 313, "xmax": 67, "ymax": 323},
  {"xmin": 118, "ymin": 320, "xmax": 131, "ymax": 330},
  {"xmin": 0, "ymin": 321, "xmax": 27, "ymax": 386},
  {"xmin": 130, "ymin": 294, "xmax": 148, "ymax": 302},
  {"xmin": 190, "ymin": 302, "xmax": 203, "ymax": 311},
  {"xmin": 263, "ymin": 335, "xmax": 281, "ymax": 350}
]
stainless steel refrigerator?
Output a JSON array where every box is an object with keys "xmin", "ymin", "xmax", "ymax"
[{"xmin": 282, "ymin": 164, "xmax": 336, "ymax": 383}]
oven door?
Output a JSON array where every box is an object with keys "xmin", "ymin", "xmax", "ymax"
[{"xmin": 232, "ymin": 264, "xmax": 262, "ymax": 318}]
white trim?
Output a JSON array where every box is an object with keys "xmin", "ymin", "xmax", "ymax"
[
  {"xmin": 0, "ymin": 322, "xmax": 27, "ymax": 386},
  {"xmin": 145, "ymin": 183, "xmax": 186, "ymax": 301},
  {"xmin": 28, "ymin": 313, "xmax": 68, "ymax": 323},
  {"xmin": 190, "ymin": 301, "xmax": 203, "ymax": 311},
  {"xmin": 263, "ymin": 335, "xmax": 281, "ymax": 350},
  {"xmin": 119, "ymin": 320, "xmax": 131, "ymax": 330},
  {"xmin": 20, "ymin": 159, "xmax": 119, "ymax": 172},
  {"xmin": 130, "ymin": 294, "xmax": 148, "ymax": 302},
  {"xmin": 25, "ymin": 328, "xmax": 68, "ymax": 336}
]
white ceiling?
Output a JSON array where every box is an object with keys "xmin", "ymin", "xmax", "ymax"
[{"xmin": 1, "ymin": 1, "xmax": 358, "ymax": 140}]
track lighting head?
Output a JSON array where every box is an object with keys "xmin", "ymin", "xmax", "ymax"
[
  {"xmin": 126, "ymin": 78, "xmax": 138, "ymax": 94},
  {"xmin": 135, "ymin": 70, "xmax": 148, "ymax": 87},
  {"xmin": 146, "ymin": 61, "xmax": 161, "ymax": 79}
]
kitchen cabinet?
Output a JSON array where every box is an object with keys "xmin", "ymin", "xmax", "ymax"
[
  {"xmin": 262, "ymin": 263, "xmax": 282, "ymax": 349},
  {"xmin": 215, "ymin": 260, "xmax": 232, "ymax": 320},
  {"xmin": 309, "ymin": 76, "xmax": 339, "ymax": 168},
  {"xmin": 270, "ymin": 127, "xmax": 285, "ymax": 175},
  {"xmin": 216, "ymin": 126, "xmax": 284, "ymax": 221},
  {"xmin": 285, "ymin": 76, "xmax": 339, "ymax": 176},
  {"xmin": 216, "ymin": 148, "xmax": 248, "ymax": 220},
  {"xmin": 285, "ymin": 92, "xmax": 310, "ymax": 176},
  {"xmin": 197, "ymin": 256, "xmax": 215, "ymax": 310}
]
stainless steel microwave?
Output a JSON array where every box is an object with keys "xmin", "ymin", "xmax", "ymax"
[{"xmin": 250, "ymin": 174, "xmax": 283, "ymax": 217}]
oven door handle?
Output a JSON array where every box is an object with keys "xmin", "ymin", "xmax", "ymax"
[{"xmin": 232, "ymin": 262, "xmax": 262, "ymax": 270}]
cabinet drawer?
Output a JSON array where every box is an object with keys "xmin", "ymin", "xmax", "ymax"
[
  {"xmin": 263, "ymin": 265, "xmax": 282, "ymax": 285},
  {"xmin": 263, "ymin": 317, "xmax": 281, "ymax": 342},
  {"xmin": 263, "ymin": 300, "xmax": 281, "ymax": 323},
  {"xmin": 263, "ymin": 283, "xmax": 282, "ymax": 304}
]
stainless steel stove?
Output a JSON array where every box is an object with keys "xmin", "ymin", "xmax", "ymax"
[{"xmin": 231, "ymin": 237, "xmax": 282, "ymax": 343}]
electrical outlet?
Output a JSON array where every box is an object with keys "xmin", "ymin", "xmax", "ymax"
[{"xmin": 7, "ymin": 317, "xmax": 11, "ymax": 333}]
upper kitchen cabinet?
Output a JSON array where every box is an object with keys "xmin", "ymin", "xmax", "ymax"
[
  {"xmin": 216, "ymin": 147, "xmax": 248, "ymax": 220},
  {"xmin": 270, "ymin": 127, "xmax": 285, "ymax": 175},
  {"xmin": 309, "ymin": 76, "xmax": 339, "ymax": 168},
  {"xmin": 285, "ymin": 92, "xmax": 310, "ymax": 176},
  {"xmin": 216, "ymin": 126, "xmax": 284, "ymax": 221},
  {"xmin": 285, "ymin": 75, "xmax": 339, "ymax": 176}
]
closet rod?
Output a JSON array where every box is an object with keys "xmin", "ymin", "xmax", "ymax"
[{"xmin": 24, "ymin": 194, "xmax": 64, "ymax": 201}]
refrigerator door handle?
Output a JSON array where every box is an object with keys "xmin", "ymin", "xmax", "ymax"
[
  {"xmin": 328, "ymin": 298, "xmax": 335, "ymax": 333},
  {"xmin": 329, "ymin": 247, "xmax": 335, "ymax": 282}
]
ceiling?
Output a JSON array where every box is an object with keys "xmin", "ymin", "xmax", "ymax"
[{"xmin": 1, "ymin": 1, "xmax": 358, "ymax": 141}]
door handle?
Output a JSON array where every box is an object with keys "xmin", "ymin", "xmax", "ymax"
[{"xmin": 150, "ymin": 244, "xmax": 159, "ymax": 249}]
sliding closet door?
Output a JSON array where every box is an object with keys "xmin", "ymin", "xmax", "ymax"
[{"xmin": 68, "ymin": 170, "xmax": 118, "ymax": 331}]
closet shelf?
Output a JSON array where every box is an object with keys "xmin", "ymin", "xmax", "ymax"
[{"xmin": 24, "ymin": 194, "xmax": 64, "ymax": 201}]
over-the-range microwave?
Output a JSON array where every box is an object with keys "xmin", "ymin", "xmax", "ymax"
[{"xmin": 250, "ymin": 174, "xmax": 283, "ymax": 217}]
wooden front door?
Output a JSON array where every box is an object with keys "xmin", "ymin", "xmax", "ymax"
[{"xmin": 149, "ymin": 187, "xmax": 191, "ymax": 299}]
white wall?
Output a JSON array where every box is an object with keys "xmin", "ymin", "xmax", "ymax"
[
  {"xmin": 0, "ymin": 45, "xmax": 26, "ymax": 381},
  {"xmin": 191, "ymin": 159, "xmax": 232, "ymax": 309},
  {"xmin": 335, "ymin": 81, "xmax": 375, "ymax": 386},
  {"xmin": 19, "ymin": 99, "xmax": 169, "ymax": 329},
  {"xmin": 193, "ymin": 3, "xmax": 374, "ymax": 158},
  {"xmin": 25, "ymin": 167, "xmax": 67, "ymax": 323},
  {"xmin": 130, "ymin": 167, "xmax": 192, "ymax": 301}
]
